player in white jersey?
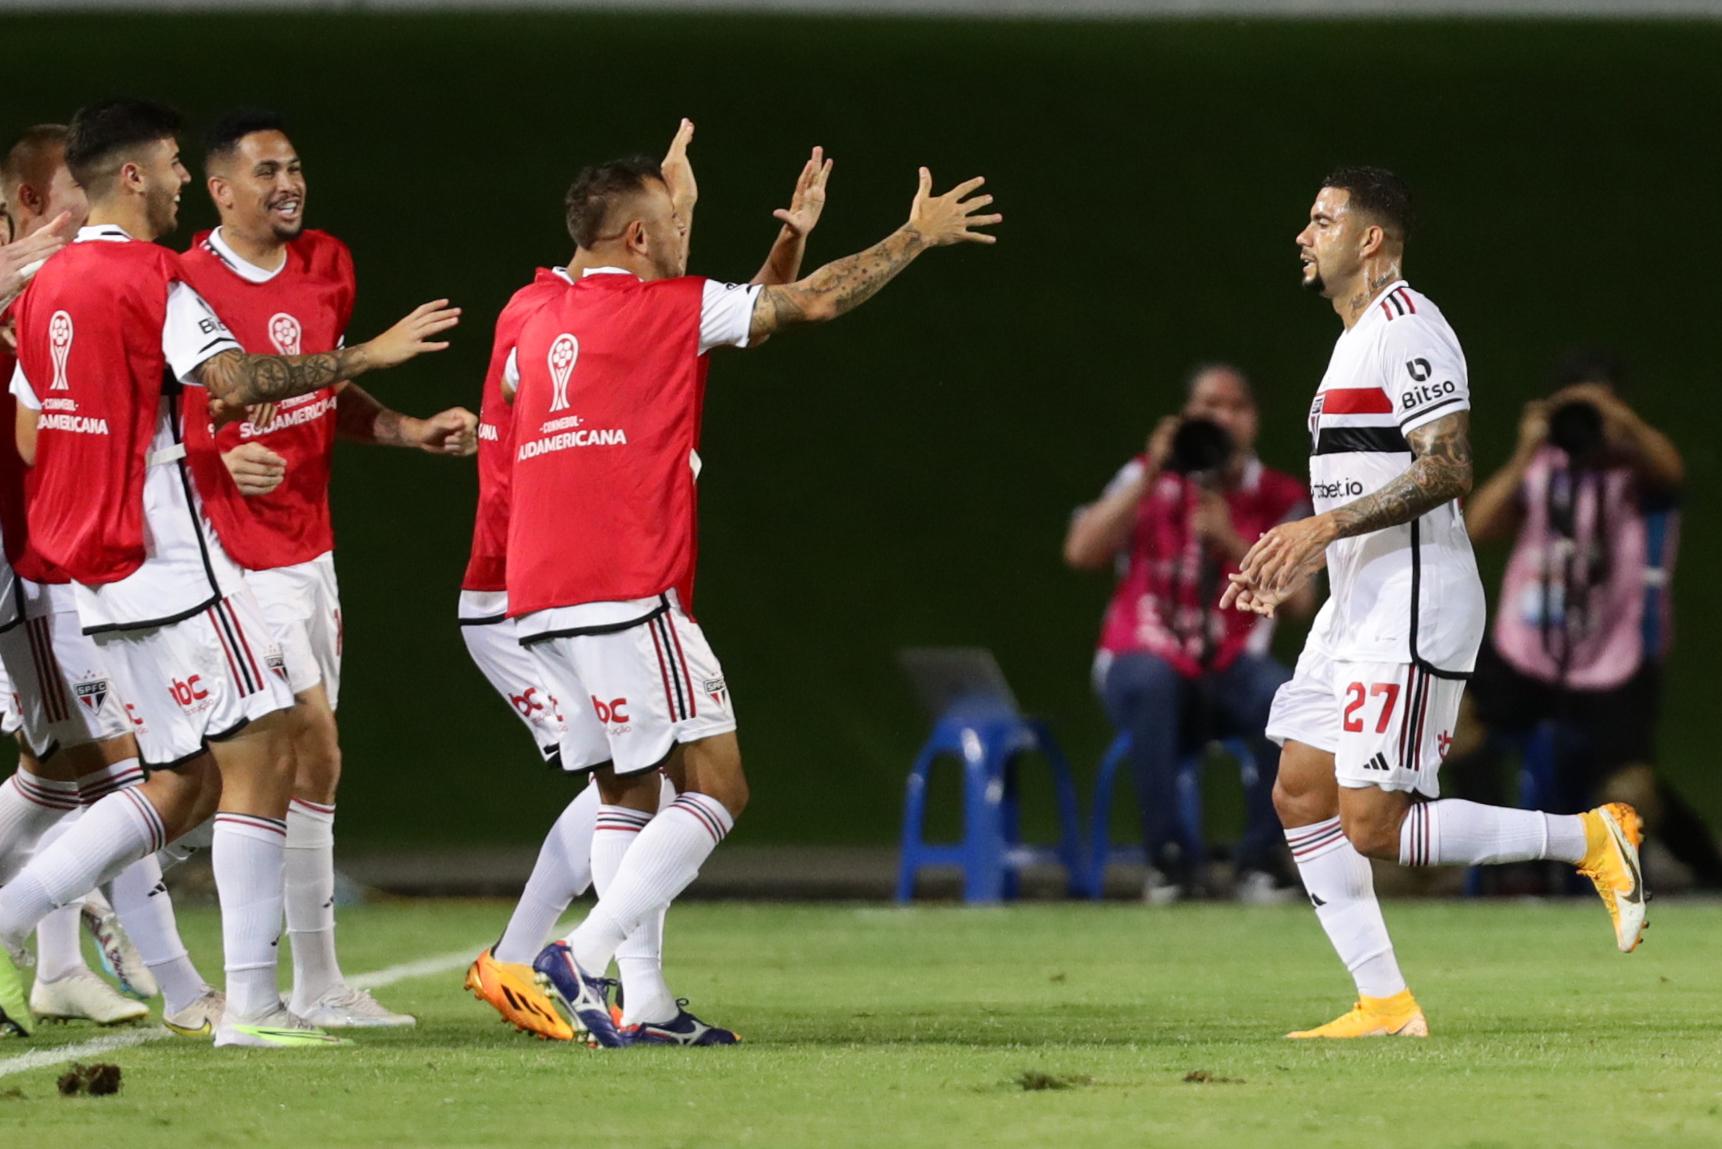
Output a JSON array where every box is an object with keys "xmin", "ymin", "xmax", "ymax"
[{"xmin": 1222, "ymin": 167, "xmax": 1648, "ymax": 1039}]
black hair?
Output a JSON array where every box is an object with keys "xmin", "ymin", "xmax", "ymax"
[
  {"xmin": 1551, "ymin": 348, "xmax": 1628, "ymax": 392},
  {"xmin": 205, "ymin": 107, "xmax": 289, "ymax": 164},
  {"xmin": 1321, "ymin": 165, "xmax": 1413, "ymax": 242},
  {"xmin": 563, "ymin": 155, "xmax": 665, "ymax": 249},
  {"xmin": 65, "ymin": 98, "xmax": 181, "ymax": 189},
  {"xmin": 1184, "ymin": 361, "xmax": 1255, "ymax": 405}
]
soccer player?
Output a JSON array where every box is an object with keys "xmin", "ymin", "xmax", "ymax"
[
  {"xmin": 0, "ymin": 97, "xmax": 457, "ymax": 1049},
  {"xmin": 1221, "ymin": 166, "xmax": 1647, "ymax": 1039},
  {"xmin": 1, "ymin": 123, "xmax": 222, "ymax": 1036},
  {"xmin": 463, "ymin": 123, "xmax": 831, "ymax": 1045},
  {"xmin": 508, "ymin": 150, "xmax": 997, "ymax": 1047},
  {"xmin": 177, "ymin": 108, "xmax": 476, "ymax": 1029}
]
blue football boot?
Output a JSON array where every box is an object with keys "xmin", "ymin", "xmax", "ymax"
[
  {"xmin": 531, "ymin": 942, "xmax": 626, "ymax": 1049},
  {"xmin": 624, "ymin": 1001, "xmax": 741, "ymax": 1046}
]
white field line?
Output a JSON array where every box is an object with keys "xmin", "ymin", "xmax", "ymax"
[{"xmin": 0, "ymin": 945, "xmax": 478, "ymax": 1079}]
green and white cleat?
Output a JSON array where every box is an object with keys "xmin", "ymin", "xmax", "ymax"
[
  {"xmin": 294, "ymin": 985, "xmax": 416, "ymax": 1029},
  {"xmin": 30, "ymin": 970, "xmax": 150, "ymax": 1026},
  {"xmin": 214, "ymin": 1001, "xmax": 347, "ymax": 1049},
  {"xmin": 163, "ymin": 988, "xmax": 225, "ymax": 1038},
  {"xmin": 0, "ymin": 941, "xmax": 32, "ymax": 1037},
  {"xmin": 84, "ymin": 892, "xmax": 158, "ymax": 1001}
]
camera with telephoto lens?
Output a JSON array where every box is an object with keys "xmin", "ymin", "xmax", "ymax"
[
  {"xmin": 1548, "ymin": 400, "xmax": 1605, "ymax": 466},
  {"xmin": 1166, "ymin": 418, "xmax": 1235, "ymax": 476}
]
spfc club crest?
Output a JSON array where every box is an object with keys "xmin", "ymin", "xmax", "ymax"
[
  {"xmin": 267, "ymin": 652, "xmax": 288, "ymax": 682},
  {"xmin": 1307, "ymin": 392, "xmax": 1326, "ymax": 448},
  {"xmin": 74, "ymin": 678, "xmax": 110, "ymax": 714},
  {"xmin": 704, "ymin": 677, "xmax": 728, "ymax": 709}
]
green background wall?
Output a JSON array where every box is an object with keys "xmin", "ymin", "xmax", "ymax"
[{"xmin": 7, "ymin": 13, "xmax": 1719, "ymax": 847}]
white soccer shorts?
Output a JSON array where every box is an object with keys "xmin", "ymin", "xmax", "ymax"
[
  {"xmin": 0, "ymin": 647, "xmax": 21, "ymax": 738},
  {"xmin": 92, "ymin": 587, "xmax": 295, "ymax": 768},
  {"xmin": 245, "ymin": 551, "xmax": 342, "ymax": 706},
  {"xmin": 1267, "ymin": 641, "xmax": 1466, "ymax": 799},
  {"xmin": 0, "ymin": 580, "xmax": 134, "ymax": 757},
  {"xmin": 459, "ymin": 609, "xmax": 570, "ymax": 766},
  {"xmin": 523, "ymin": 603, "xmax": 737, "ymax": 777}
]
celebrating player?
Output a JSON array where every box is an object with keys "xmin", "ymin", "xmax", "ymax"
[
  {"xmin": 463, "ymin": 122, "xmax": 832, "ymax": 1045},
  {"xmin": 0, "ymin": 98, "xmax": 457, "ymax": 1049},
  {"xmin": 506, "ymin": 146, "xmax": 998, "ymax": 1047},
  {"xmin": 177, "ymin": 108, "xmax": 475, "ymax": 1029},
  {"xmin": 1, "ymin": 123, "xmax": 224, "ymax": 1038},
  {"xmin": 1222, "ymin": 166, "xmax": 1647, "ymax": 1038}
]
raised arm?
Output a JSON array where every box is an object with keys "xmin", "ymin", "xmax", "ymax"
[
  {"xmin": 1226, "ymin": 411, "xmax": 1473, "ymax": 603},
  {"xmin": 196, "ymin": 299, "xmax": 459, "ymax": 412},
  {"xmin": 751, "ymin": 147, "xmax": 833, "ymax": 287},
  {"xmin": 748, "ymin": 168, "xmax": 999, "ymax": 341},
  {"xmin": 1064, "ymin": 419, "xmax": 1177, "ymax": 569},
  {"xmin": 660, "ymin": 119, "xmax": 697, "ymax": 258},
  {"xmin": 1467, "ymin": 400, "xmax": 1545, "ymax": 543},
  {"xmin": 333, "ymin": 380, "xmax": 478, "ymax": 455}
]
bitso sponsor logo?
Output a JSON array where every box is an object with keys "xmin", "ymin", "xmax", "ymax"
[{"xmin": 1401, "ymin": 379, "xmax": 1458, "ymax": 410}]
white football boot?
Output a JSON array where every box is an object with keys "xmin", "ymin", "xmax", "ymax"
[
  {"xmin": 163, "ymin": 987, "xmax": 225, "ymax": 1038},
  {"xmin": 29, "ymin": 970, "xmax": 150, "ymax": 1025},
  {"xmin": 214, "ymin": 999, "xmax": 345, "ymax": 1049},
  {"xmin": 294, "ymin": 985, "xmax": 416, "ymax": 1029}
]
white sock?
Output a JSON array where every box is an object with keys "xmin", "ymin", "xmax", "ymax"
[
  {"xmin": 0, "ymin": 771, "xmax": 80, "ymax": 884},
  {"xmin": 1286, "ymin": 817, "xmax": 1406, "ymax": 999},
  {"xmin": 566, "ymin": 792, "xmax": 731, "ymax": 975},
  {"xmin": 110, "ymin": 854, "xmax": 206, "ymax": 1014},
  {"xmin": 1399, "ymin": 801, "xmax": 1587, "ymax": 867},
  {"xmin": 31, "ymin": 815, "xmax": 92, "ymax": 981},
  {"xmin": 617, "ymin": 910, "xmax": 673, "ymax": 1026},
  {"xmin": 494, "ymin": 785, "xmax": 599, "ymax": 965},
  {"xmin": 285, "ymin": 799, "xmax": 343, "ymax": 1009},
  {"xmin": 0, "ymin": 787, "xmax": 164, "ymax": 946},
  {"xmin": 211, "ymin": 812, "xmax": 287, "ymax": 1021}
]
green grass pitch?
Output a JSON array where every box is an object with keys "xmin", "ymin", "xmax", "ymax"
[{"xmin": 3, "ymin": 899, "xmax": 1720, "ymax": 1147}]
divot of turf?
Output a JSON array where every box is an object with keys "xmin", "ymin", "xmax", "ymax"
[{"xmin": 1014, "ymin": 1070, "xmax": 1093, "ymax": 1091}]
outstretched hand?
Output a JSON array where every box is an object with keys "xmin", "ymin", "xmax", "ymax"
[
  {"xmin": 773, "ymin": 146, "xmax": 833, "ymax": 238},
  {"xmin": 662, "ymin": 118, "xmax": 697, "ymax": 211},
  {"xmin": 363, "ymin": 300, "xmax": 461, "ymax": 370},
  {"xmin": 0, "ymin": 210, "xmax": 76, "ymax": 304},
  {"xmin": 906, "ymin": 169, "xmax": 1001, "ymax": 246}
]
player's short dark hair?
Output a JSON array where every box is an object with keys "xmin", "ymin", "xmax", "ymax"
[
  {"xmin": 1, "ymin": 124, "xmax": 69, "ymax": 206},
  {"xmin": 564, "ymin": 155, "xmax": 665, "ymax": 249},
  {"xmin": 1184, "ymin": 361, "xmax": 1255, "ymax": 405},
  {"xmin": 1552, "ymin": 348, "xmax": 1628, "ymax": 391},
  {"xmin": 1321, "ymin": 165, "xmax": 1413, "ymax": 243},
  {"xmin": 65, "ymin": 98, "xmax": 181, "ymax": 191},
  {"xmin": 205, "ymin": 107, "xmax": 290, "ymax": 165}
]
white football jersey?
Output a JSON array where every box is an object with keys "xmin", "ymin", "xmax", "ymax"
[{"xmin": 1304, "ymin": 280, "xmax": 1485, "ymax": 673}]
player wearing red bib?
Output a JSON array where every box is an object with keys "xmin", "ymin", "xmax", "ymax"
[
  {"xmin": 507, "ymin": 143, "xmax": 999, "ymax": 1047},
  {"xmin": 0, "ymin": 99, "xmax": 458, "ymax": 1049},
  {"xmin": 465, "ymin": 124, "xmax": 831, "ymax": 1045},
  {"xmin": 1, "ymin": 125, "xmax": 222, "ymax": 1038},
  {"xmin": 179, "ymin": 109, "xmax": 474, "ymax": 1030},
  {"xmin": 1224, "ymin": 167, "xmax": 1647, "ymax": 1039}
]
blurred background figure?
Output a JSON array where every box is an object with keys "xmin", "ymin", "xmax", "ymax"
[
  {"xmin": 1455, "ymin": 349, "xmax": 1722, "ymax": 889},
  {"xmin": 1064, "ymin": 364, "xmax": 1313, "ymax": 903}
]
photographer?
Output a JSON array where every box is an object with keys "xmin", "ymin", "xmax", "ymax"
[
  {"xmin": 1065, "ymin": 364, "xmax": 1313, "ymax": 902},
  {"xmin": 1458, "ymin": 350, "xmax": 1722, "ymax": 887}
]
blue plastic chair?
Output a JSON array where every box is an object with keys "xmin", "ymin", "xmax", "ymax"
[
  {"xmin": 896, "ymin": 704, "xmax": 1091, "ymax": 904},
  {"xmin": 1087, "ymin": 732, "xmax": 1255, "ymax": 897}
]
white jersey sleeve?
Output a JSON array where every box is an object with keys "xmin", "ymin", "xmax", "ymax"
[
  {"xmin": 1381, "ymin": 311, "xmax": 1469, "ymax": 436},
  {"xmin": 163, "ymin": 281, "xmax": 243, "ymax": 386},
  {"xmin": 698, "ymin": 280, "xmax": 762, "ymax": 355},
  {"xmin": 502, "ymin": 347, "xmax": 521, "ymax": 388},
  {"xmin": 9, "ymin": 360, "xmax": 41, "ymax": 411}
]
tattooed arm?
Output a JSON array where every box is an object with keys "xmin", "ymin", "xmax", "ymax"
[
  {"xmin": 747, "ymin": 167, "xmax": 999, "ymax": 341},
  {"xmin": 195, "ymin": 299, "xmax": 460, "ymax": 412},
  {"xmin": 334, "ymin": 381, "xmax": 478, "ymax": 455},
  {"xmin": 1327, "ymin": 411, "xmax": 1474, "ymax": 539},
  {"xmin": 1223, "ymin": 412, "xmax": 1474, "ymax": 609}
]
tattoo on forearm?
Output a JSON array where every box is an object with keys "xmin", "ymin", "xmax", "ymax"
[
  {"xmin": 202, "ymin": 346, "xmax": 365, "ymax": 407},
  {"xmin": 1328, "ymin": 412, "xmax": 1474, "ymax": 539},
  {"xmin": 750, "ymin": 228, "xmax": 926, "ymax": 338}
]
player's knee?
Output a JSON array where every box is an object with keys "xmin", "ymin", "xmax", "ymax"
[
  {"xmin": 293, "ymin": 733, "xmax": 342, "ymax": 802},
  {"xmin": 149, "ymin": 756, "xmax": 221, "ymax": 838},
  {"xmin": 1337, "ymin": 806, "xmax": 1402, "ymax": 860},
  {"xmin": 1272, "ymin": 752, "xmax": 1333, "ymax": 827}
]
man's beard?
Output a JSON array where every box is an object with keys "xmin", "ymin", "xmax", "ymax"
[
  {"xmin": 1301, "ymin": 269, "xmax": 1326, "ymax": 294},
  {"xmin": 146, "ymin": 188, "xmax": 179, "ymax": 237}
]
